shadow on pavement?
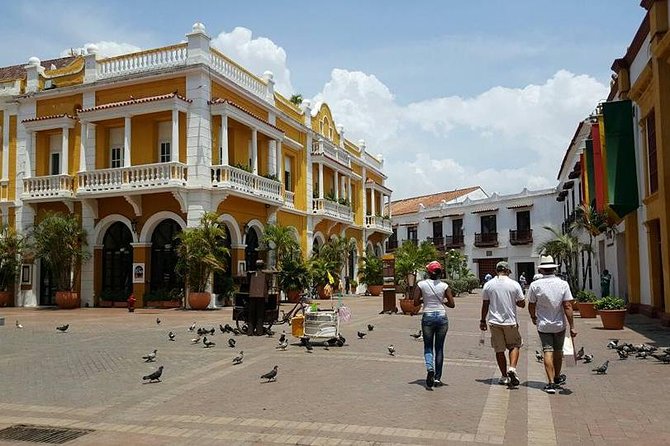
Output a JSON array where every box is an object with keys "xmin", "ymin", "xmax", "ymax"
[
  {"xmin": 475, "ymin": 377, "xmax": 497, "ymax": 386},
  {"xmin": 407, "ymin": 379, "xmax": 434, "ymax": 391},
  {"xmin": 521, "ymin": 380, "xmax": 546, "ymax": 390}
]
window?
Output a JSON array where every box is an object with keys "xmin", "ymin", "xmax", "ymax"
[
  {"xmin": 158, "ymin": 121, "xmax": 171, "ymax": 163},
  {"xmin": 407, "ymin": 226, "xmax": 417, "ymax": 241},
  {"xmin": 109, "ymin": 127, "xmax": 123, "ymax": 168},
  {"xmin": 391, "ymin": 228, "xmax": 397, "ymax": 242},
  {"xmin": 432, "ymin": 220, "xmax": 443, "ymax": 238},
  {"xmin": 284, "ymin": 156, "xmax": 292, "ymax": 191},
  {"xmin": 159, "ymin": 142, "xmax": 171, "ymax": 163},
  {"xmin": 647, "ymin": 110, "xmax": 658, "ymax": 194},
  {"xmin": 480, "ymin": 215, "xmax": 496, "ymax": 234},
  {"xmin": 517, "ymin": 210, "xmax": 530, "ymax": 231},
  {"xmin": 49, "ymin": 134, "xmax": 61, "ymax": 175},
  {"xmin": 452, "ymin": 219, "xmax": 463, "ymax": 236},
  {"xmin": 50, "ymin": 152, "xmax": 60, "ymax": 175},
  {"xmin": 110, "ymin": 147, "xmax": 122, "ymax": 168}
]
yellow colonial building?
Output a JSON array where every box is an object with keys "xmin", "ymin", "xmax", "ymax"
[{"xmin": 0, "ymin": 23, "xmax": 392, "ymax": 307}]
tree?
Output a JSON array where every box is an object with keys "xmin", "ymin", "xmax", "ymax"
[
  {"xmin": 536, "ymin": 226, "xmax": 590, "ymax": 294},
  {"xmin": 571, "ymin": 204, "xmax": 617, "ymax": 290},
  {"xmin": 358, "ymin": 255, "xmax": 383, "ymax": 286},
  {"xmin": 317, "ymin": 235, "xmax": 356, "ymax": 282},
  {"xmin": 0, "ymin": 226, "xmax": 25, "ymax": 291},
  {"xmin": 262, "ymin": 224, "xmax": 300, "ymax": 269},
  {"xmin": 289, "ymin": 94, "xmax": 303, "ymax": 106}
]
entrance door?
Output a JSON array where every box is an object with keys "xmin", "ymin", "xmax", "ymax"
[
  {"xmin": 39, "ymin": 261, "xmax": 57, "ymax": 306},
  {"xmin": 476, "ymin": 258, "xmax": 504, "ymax": 284},
  {"xmin": 213, "ymin": 226, "xmax": 233, "ymax": 305},
  {"xmin": 515, "ymin": 262, "xmax": 536, "ymax": 286},
  {"xmin": 102, "ymin": 222, "xmax": 133, "ymax": 299},
  {"xmin": 150, "ymin": 219, "xmax": 183, "ymax": 294},
  {"xmin": 245, "ymin": 228, "xmax": 260, "ymax": 272}
]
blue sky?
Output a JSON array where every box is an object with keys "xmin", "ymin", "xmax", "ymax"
[{"xmin": 0, "ymin": 1, "xmax": 646, "ymax": 198}]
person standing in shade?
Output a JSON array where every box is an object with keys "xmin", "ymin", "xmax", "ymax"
[
  {"xmin": 519, "ymin": 272, "xmax": 527, "ymax": 291},
  {"xmin": 600, "ymin": 269, "xmax": 612, "ymax": 298},
  {"xmin": 480, "ymin": 261, "xmax": 525, "ymax": 387},
  {"xmin": 527, "ymin": 255, "xmax": 577, "ymax": 394},
  {"xmin": 414, "ymin": 261, "xmax": 455, "ymax": 389}
]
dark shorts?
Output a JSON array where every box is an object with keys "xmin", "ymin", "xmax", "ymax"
[{"xmin": 539, "ymin": 330, "xmax": 565, "ymax": 352}]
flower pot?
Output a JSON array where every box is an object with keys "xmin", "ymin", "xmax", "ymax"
[
  {"xmin": 0, "ymin": 291, "xmax": 13, "ymax": 307},
  {"xmin": 317, "ymin": 285, "xmax": 330, "ymax": 300},
  {"xmin": 399, "ymin": 298, "xmax": 421, "ymax": 315},
  {"xmin": 367, "ymin": 285, "xmax": 383, "ymax": 296},
  {"xmin": 578, "ymin": 302, "xmax": 597, "ymax": 318},
  {"xmin": 570, "ymin": 301, "xmax": 579, "ymax": 312},
  {"xmin": 188, "ymin": 291, "xmax": 211, "ymax": 310},
  {"xmin": 286, "ymin": 290, "xmax": 301, "ymax": 303},
  {"xmin": 55, "ymin": 291, "xmax": 80, "ymax": 309},
  {"xmin": 598, "ymin": 309, "xmax": 627, "ymax": 330}
]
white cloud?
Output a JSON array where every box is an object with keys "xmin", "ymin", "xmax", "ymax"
[
  {"xmin": 60, "ymin": 41, "xmax": 142, "ymax": 58},
  {"xmin": 211, "ymin": 27, "xmax": 293, "ymax": 96}
]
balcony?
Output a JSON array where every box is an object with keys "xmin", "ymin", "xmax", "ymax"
[
  {"xmin": 77, "ymin": 162, "xmax": 187, "ymax": 196},
  {"xmin": 427, "ymin": 236, "xmax": 444, "ymax": 250},
  {"xmin": 445, "ymin": 234, "xmax": 465, "ymax": 249},
  {"xmin": 365, "ymin": 215, "xmax": 392, "ymax": 233},
  {"xmin": 22, "ymin": 174, "xmax": 75, "ymax": 201},
  {"xmin": 211, "ymin": 165, "xmax": 283, "ymax": 203},
  {"xmin": 474, "ymin": 232, "xmax": 498, "ymax": 247},
  {"xmin": 284, "ymin": 190, "xmax": 295, "ymax": 209},
  {"xmin": 312, "ymin": 198, "xmax": 353, "ymax": 222},
  {"xmin": 509, "ymin": 229, "xmax": 533, "ymax": 245},
  {"xmin": 312, "ymin": 139, "xmax": 351, "ymax": 168},
  {"xmin": 386, "ymin": 239, "xmax": 398, "ymax": 252}
]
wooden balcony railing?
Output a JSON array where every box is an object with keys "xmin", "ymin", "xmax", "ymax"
[
  {"xmin": 474, "ymin": 232, "xmax": 498, "ymax": 247},
  {"xmin": 445, "ymin": 234, "xmax": 465, "ymax": 249},
  {"xmin": 509, "ymin": 229, "xmax": 533, "ymax": 245}
]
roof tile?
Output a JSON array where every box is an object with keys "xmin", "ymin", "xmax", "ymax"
[
  {"xmin": 390, "ymin": 186, "xmax": 481, "ymax": 216},
  {"xmin": 78, "ymin": 93, "xmax": 191, "ymax": 113}
]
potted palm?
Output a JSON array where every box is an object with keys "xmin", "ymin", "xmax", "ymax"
[
  {"xmin": 0, "ymin": 225, "xmax": 25, "ymax": 307},
  {"xmin": 176, "ymin": 212, "xmax": 229, "ymax": 310},
  {"xmin": 595, "ymin": 296, "xmax": 627, "ymax": 329},
  {"xmin": 32, "ymin": 212, "xmax": 90, "ymax": 309},
  {"xmin": 308, "ymin": 256, "xmax": 335, "ymax": 299},
  {"xmin": 278, "ymin": 252, "xmax": 309, "ymax": 303},
  {"xmin": 358, "ymin": 255, "xmax": 383, "ymax": 296},
  {"xmin": 575, "ymin": 290, "xmax": 598, "ymax": 318},
  {"xmin": 394, "ymin": 241, "xmax": 437, "ymax": 315}
]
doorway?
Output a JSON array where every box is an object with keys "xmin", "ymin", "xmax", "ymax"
[
  {"xmin": 39, "ymin": 262, "xmax": 56, "ymax": 306},
  {"xmin": 101, "ymin": 222, "xmax": 133, "ymax": 299},
  {"xmin": 150, "ymin": 219, "xmax": 183, "ymax": 294}
]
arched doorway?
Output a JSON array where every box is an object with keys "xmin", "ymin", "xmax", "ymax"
[
  {"xmin": 312, "ymin": 237, "xmax": 321, "ymax": 255},
  {"xmin": 150, "ymin": 219, "xmax": 183, "ymax": 295},
  {"xmin": 347, "ymin": 245, "xmax": 357, "ymax": 293},
  {"xmin": 102, "ymin": 222, "xmax": 133, "ymax": 299},
  {"xmin": 245, "ymin": 228, "xmax": 260, "ymax": 272},
  {"xmin": 213, "ymin": 225, "xmax": 233, "ymax": 305}
]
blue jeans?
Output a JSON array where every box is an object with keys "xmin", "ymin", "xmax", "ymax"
[{"xmin": 422, "ymin": 311, "xmax": 449, "ymax": 380}]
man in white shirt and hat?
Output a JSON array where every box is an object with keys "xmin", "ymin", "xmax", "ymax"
[{"xmin": 527, "ymin": 255, "xmax": 577, "ymax": 394}]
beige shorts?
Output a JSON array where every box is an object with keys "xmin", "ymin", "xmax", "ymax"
[{"xmin": 489, "ymin": 324, "xmax": 523, "ymax": 353}]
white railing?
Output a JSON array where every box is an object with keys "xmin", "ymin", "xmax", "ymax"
[
  {"xmin": 311, "ymin": 139, "xmax": 351, "ymax": 168},
  {"xmin": 312, "ymin": 198, "xmax": 353, "ymax": 221},
  {"xmin": 210, "ymin": 49, "xmax": 267, "ymax": 99},
  {"xmin": 211, "ymin": 165, "xmax": 282, "ymax": 202},
  {"xmin": 0, "ymin": 179, "xmax": 8, "ymax": 201},
  {"xmin": 365, "ymin": 215, "xmax": 392, "ymax": 232},
  {"xmin": 97, "ymin": 44, "xmax": 188, "ymax": 79},
  {"xmin": 77, "ymin": 162, "xmax": 187, "ymax": 193},
  {"xmin": 23, "ymin": 175, "xmax": 74, "ymax": 199},
  {"xmin": 364, "ymin": 152, "xmax": 383, "ymax": 169},
  {"xmin": 284, "ymin": 190, "xmax": 295, "ymax": 208}
]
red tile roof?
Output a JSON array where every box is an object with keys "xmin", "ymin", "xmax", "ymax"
[
  {"xmin": 78, "ymin": 93, "xmax": 191, "ymax": 113},
  {"xmin": 22, "ymin": 114, "xmax": 76, "ymax": 123},
  {"xmin": 0, "ymin": 56, "xmax": 77, "ymax": 82},
  {"xmin": 209, "ymin": 98, "xmax": 283, "ymax": 133},
  {"xmin": 390, "ymin": 186, "xmax": 481, "ymax": 216}
]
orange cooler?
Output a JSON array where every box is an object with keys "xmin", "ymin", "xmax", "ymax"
[{"xmin": 291, "ymin": 314, "xmax": 305, "ymax": 337}]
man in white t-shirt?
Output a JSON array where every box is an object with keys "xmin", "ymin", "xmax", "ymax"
[
  {"xmin": 480, "ymin": 261, "xmax": 525, "ymax": 387},
  {"xmin": 527, "ymin": 255, "xmax": 577, "ymax": 394}
]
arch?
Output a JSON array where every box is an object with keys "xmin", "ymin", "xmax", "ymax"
[
  {"xmin": 218, "ymin": 213, "xmax": 242, "ymax": 246},
  {"xmin": 140, "ymin": 211, "xmax": 186, "ymax": 243},
  {"xmin": 287, "ymin": 226, "xmax": 300, "ymax": 243},
  {"xmin": 244, "ymin": 226, "xmax": 261, "ymax": 272},
  {"xmin": 242, "ymin": 219, "xmax": 264, "ymax": 245},
  {"xmin": 312, "ymin": 231, "xmax": 326, "ymax": 253},
  {"xmin": 150, "ymin": 219, "xmax": 184, "ymax": 293},
  {"xmin": 375, "ymin": 242, "xmax": 383, "ymax": 257},
  {"xmin": 94, "ymin": 214, "xmax": 137, "ymax": 245},
  {"xmin": 101, "ymin": 221, "xmax": 133, "ymax": 298},
  {"xmin": 366, "ymin": 241, "xmax": 374, "ymax": 256}
]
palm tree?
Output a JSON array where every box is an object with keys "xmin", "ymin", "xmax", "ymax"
[
  {"xmin": 289, "ymin": 94, "xmax": 303, "ymax": 106},
  {"xmin": 262, "ymin": 224, "xmax": 300, "ymax": 268},
  {"xmin": 316, "ymin": 235, "xmax": 356, "ymax": 283},
  {"xmin": 536, "ymin": 226, "xmax": 590, "ymax": 294},
  {"xmin": 394, "ymin": 240, "xmax": 438, "ymax": 285},
  {"xmin": 571, "ymin": 204, "xmax": 616, "ymax": 289}
]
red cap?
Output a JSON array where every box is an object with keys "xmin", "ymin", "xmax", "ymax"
[{"xmin": 426, "ymin": 261, "xmax": 442, "ymax": 274}]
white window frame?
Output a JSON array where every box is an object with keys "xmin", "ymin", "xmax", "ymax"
[
  {"xmin": 157, "ymin": 121, "xmax": 172, "ymax": 163},
  {"xmin": 48, "ymin": 134, "xmax": 61, "ymax": 175},
  {"xmin": 110, "ymin": 146, "xmax": 123, "ymax": 168},
  {"xmin": 159, "ymin": 141, "xmax": 171, "ymax": 163}
]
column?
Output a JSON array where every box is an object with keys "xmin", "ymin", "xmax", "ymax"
[
  {"xmin": 334, "ymin": 171, "xmax": 339, "ymax": 200},
  {"xmin": 275, "ymin": 140, "xmax": 282, "ymax": 179},
  {"xmin": 171, "ymin": 109, "xmax": 179, "ymax": 163},
  {"xmin": 25, "ymin": 131, "xmax": 34, "ymax": 178},
  {"xmin": 123, "ymin": 116, "xmax": 131, "ymax": 167},
  {"xmin": 79, "ymin": 122, "xmax": 87, "ymax": 172},
  {"xmin": 2, "ymin": 111, "xmax": 9, "ymax": 180},
  {"xmin": 219, "ymin": 114, "xmax": 228, "ymax": 165},
  {"xmin": 361, "ymin": 167, "xmax": 367, "ymax": 216},
  {"xmin": 268, "ymin": 140, "xmax": 277, "ymax": 178},
  {"xmin": 80, "ymin": 201, "xmax": 96, "ymax": 307},
  {"xmin": 388, "ymin": 194, "xmax": 392, "ymax": 217},
  {"xmin": 371, "ymin": 189, "xmax": 376, "ymax": 216},
  {"xmin": 347, "ymin": 176, "xmax": 352, "ymax": 201},
  {"xmin": 318, "ymin": 163, "xmax": 324, "ymax": 199},
  {"xmin": 251, "ymin": 129, "xmax": 258, "ymax": 174},
  {"xmin": 60, "ymin": 127, "xmax": 69, "ymax": 175}
]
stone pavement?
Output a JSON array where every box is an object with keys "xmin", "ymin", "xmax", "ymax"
[{"xmin": 0, "ymin": 291, "xmax": 669, "ymax": 445}]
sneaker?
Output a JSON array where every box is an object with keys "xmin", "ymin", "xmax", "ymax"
[
  {"xmin": 433, "ymin": 379, "xmax": 444, "ymax": 387},
  {"xmin": 507, "ymin": 370, "xmax": 520, "ymax": 387},
  {"xmin": 498, "ymin": 376, "xmax": 510, "ymax": 385},
  {"xmin": 554, "ymin": 374, "xmax": 566, "ymax": 386},
  {"xmin": 426, "ymin": 370, "xmax": 435, "ymax": 388},
  {"xmin": 543, "ymin": 383, "xmax": 556, "ymax": 394}
]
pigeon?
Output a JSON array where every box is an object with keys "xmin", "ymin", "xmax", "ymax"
[
  {"xmin": 266, "ymin": 328, "xmax": 274, "ymax": 337},
  {"xmin": 188, "ymin": 322, "xmax": 196, "ymax": 332},
  {"xmin": 651, "ymin": 353, "xmax": 670, "ymax": 363},
  {"xmin": 535, "ymin": 350, "xmax": 543, "ymax": 362},
  {"xmin": 410, "ymin": 330, "xmax": 422, "ymax": 340},
  {"xmin": 617, "ymin": 350, "xmax": 628, "ymax": 360},
  {"xmin": 357, "ymin": 331, "xmax": 367, "ymax": 339},
  {"xmin": 278, "ymin": 331, "xmax": 286, "ymax": 344},
  {"xmin": 219, "ymin": 324, "xmax": 226, "ymax": 334},
  {"xmin": 388, "ymin": 345, "xmax": 395, "ymax": 356},
  {"xmin": 635, "ymin": 351, "xmax": 648, "ymax": 359},
  {"xmin": 15, "ymin": 320, "xmax": 23, "ymax": 329},
  {"xmin": 607, "ymin": 339, "xmax": 619, "ymax": 349},
  {"xmin": 191, "ymin": 336, "xmax": 201, "ymax": 344},
  {"xmin": 228, "ymin": 338, "xmax": 236, "ymax": 348},
  {"xmin": 143, "ymin": 365, "xmax": 164, "ymax": 382},
  {"xmin": 203, "ymin": 336, "xmax": 215, "ymax": 348},
  {"xmin": 300, "ymin": 336, "xmax": 313, "ymax": 352},
  {"xmin": 232, "ymin": 328, "xmax": 241, "ymax": 336},
  {"xmin": 593, "ymin": 360, "xmax": 609, "ymax": 374},
  {"xmin": 223, "ymin": 324, "xmax": 234, "ymax": 333},
  {"xmin": 576, "ymin": 346, "xmax": 584, "ymax": 360},
  {"xmin": 367, "ymin": 324, "xmax": 374, "ymax": 332},
  {"xmin": 583, "ymin": 354, "xmax": 594, "ymax": 364},
  {"xmin": 241, "ymin": 324, "xmax": 249, "ymax": 334},
  {"xmin": 168, "ymin": 331, "xmax": 176, "ymax": 341},
  {"xmin": 208, "ymin": 328, "xmax": 216, "ymax": 336},
  {"xmin": 232, "ymin": 351, "xmax": 244, "ymax": 365},
  {"xmin": 261, "ymin": 365, "xmax": 278, "ymax": 382},
  {"xmin": 56, "ymin": 324, "xmax": 69, "ymax": 333},
  {"xmin": 197, "ymin": 328, "xmax": 205, "ymax": 336},
  {"xmin": 156, "ymin": 317, "xmax": 161, "ymax": 325},
  {"xmin": 276, "ymin": 339, "xmax": 288, "ymax": 350},
  {"xmin": 142, "ymin": 349, "xmax": 157, "ymax": 362}
]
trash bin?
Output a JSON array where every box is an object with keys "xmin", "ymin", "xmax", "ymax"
[{"xmin": 291, "ymin": 314, "xmax": 305, "ymax": 337}]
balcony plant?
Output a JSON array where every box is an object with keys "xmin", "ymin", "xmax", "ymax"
[
  {"xmin": 232, "ymin": 162, "xmax": 252, "ymax": 173},
  {"xmin": 0, "ymin": 225, "xmax": 25, "ymax": 307},
  {"xmin": 575, "ymin": 290, "xmax": 598, "ymax": 318},
  {"xmin": 31, "ymin": 212, "xmax": 90, "ymax": 309},
  {"xmin": 176, "ymin": 212, "xmax": 229, "ymax": 310},
  {"xmin": 262, "ymin": 173, "xmax": 280, "ymax": 182},
  {"xmin": 595, "ymin": 296, "xmax": 627, "ymax": 329},
  {"xmin": 325, "ymin": 190, "xmax": 337, "ymax": 202},
  {"xmin": 338, "ymin": 197, "xmax": 350, "ymax": 206},
  {"xmin": 358, "ymin": 254, "xmax": 383, "ymax": 296},
  {"xmin": 278, "ymin": 252, "xmax": 310, "ymax": 303}
]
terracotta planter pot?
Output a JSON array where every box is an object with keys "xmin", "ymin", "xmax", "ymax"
[
  {"xmin": 399, "ymin": 298, "xmax": 421, "ymax": 315},
  {"xmin": 188, "ymin": 291, "xmax": 211, "ymax": 310},
  {"xmin": 578, "ymin": 302, "xmax": 597, "ymax": 318},
  {"xmin": 0, "ymin": 291, "xmax": 13, "ymax": 307},
  {"xmin": 55, "ymin": 291, "xmax": 80, "ymax": 309},
  {"xmin": 367, "ymin": 285, "xmax": 383, "ymax": 296},
  {"xmin": 571, "ymin": 301, "xmax": 579, "ymax": 312},
  {"xmin": 317, "ymin": 285, "xmax": 330, "ymax": 300},
  {"xmin": 286, "ymin": 290, "xmax": 301, "ymax": 303},
  {"xmin": 598, "ymin": 309, "xmax": 627, "ymax": 330}
]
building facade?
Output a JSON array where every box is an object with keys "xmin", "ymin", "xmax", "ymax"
[
  {"xmin": 0, "ymin": 23, "xmax": 392, "ymax": 307},
  {"xmin": 389, "ymin": 187, "xmax": 561, "ymax": 282}
]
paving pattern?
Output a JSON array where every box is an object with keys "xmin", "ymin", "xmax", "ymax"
[{"xmin": 0, "ymin": 292, "xmax": 669, "ymax": 445}]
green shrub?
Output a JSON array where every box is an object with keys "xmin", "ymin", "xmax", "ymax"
[
  {"xmin": 594, "ymin": 296, "xmax": 626, "ymax": 310},
  {"xmin": 466, "ymin": 277, "xmax": 480, "ymax": 293},
  {"xmin": 575, "ymin": 290, "xmax": 598, "ymax": 303}
]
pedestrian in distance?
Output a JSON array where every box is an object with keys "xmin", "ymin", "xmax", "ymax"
[
  {"xmin": 480, "ymin": 261, "xmax": 525, "ymax": 387},
  {"xmin": 527, "ymin": 255, "xmax": 577, "ymax": 394},
  {"xmin": 413, "ymin": 260, "xmax": 455, "ymax": 389},
  {"xmin": 518, "ymin": 272, "xmax": 527, "ymax": 291},
  {"xmin": 600, "ymin": 269, "xmax": 612, "ymax": 298},
  {"xmin": 484, "ymin": 273, "xmax": 493, "ymax": 284}
]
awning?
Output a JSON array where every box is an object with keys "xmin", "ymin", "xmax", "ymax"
[
  {"xmin": 471, "ymin": 208, "xmax": 498, "ymax": 214},
  {"xmin": 507, "ymin": 203, "xmax": 533, "ymax": 209}
]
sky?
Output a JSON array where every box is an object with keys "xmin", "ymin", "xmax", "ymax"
[{"xmin": 0, "ymin": 1, "xmax": 646, "ymax": 199}]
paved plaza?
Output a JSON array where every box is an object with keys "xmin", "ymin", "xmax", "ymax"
[{"xmin": 0, "ymin": 291, "xmax": 669, "ymax": 445}]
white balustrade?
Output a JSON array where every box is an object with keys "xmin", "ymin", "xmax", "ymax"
[
  {"xmin": 284, "ymin": 190, "xmax": 295, "ymax": 208},
  {"xmin": 312, "ymin": 198, "xmax": 353, "ymax": 221},
  {"xmin": 364, "ymin": 152, "xmax": 383, "ymax": 169},
  {"xmin": 365, "ymin": 215, "xmax": 392, "ymax": 232},
  {"xmin": 77, "ymin": 162, "xmax": 186, "ymax": 193},
  {"xmin": 210, "ymin": 49, "xmax": 268, "ymax": 99},
  {"xmin": 311, "ymin": 139, "xmax": 351, "ymax": 168},
  {"xmin": 97, "ymin": 44, "xmax": 188, "ymax": 79},
  {"xmin": 211, "ymin": 165, "xmax": 282, "ymax": 202},
  {"xmin": 22, "ymin": 175, "xmax": 74, "ymax": 199}
]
